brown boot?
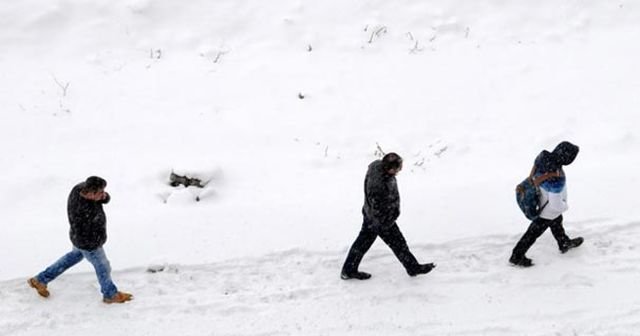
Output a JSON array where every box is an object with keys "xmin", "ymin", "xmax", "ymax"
[
  {"xmin": 103, "ymin": 291, "xmax": 133, "ymax": 304},
  {"xmin": 28, "ymin": 278, "xmax": 50, "ymax": 298}
]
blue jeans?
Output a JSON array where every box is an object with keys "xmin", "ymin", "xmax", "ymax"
[{"xmin": 36, "ymin": 246, "xmax": 118, "ymax": 299}]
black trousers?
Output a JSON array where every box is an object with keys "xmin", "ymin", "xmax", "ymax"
[
  {"xmin": 512, "ymin": 215, "xmax": 569, "ymax": 258},
  {"xmin": 342, "ymin": 217, "xmax": 419, "ymax": 274}
]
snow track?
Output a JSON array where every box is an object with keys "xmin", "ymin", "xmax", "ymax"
[{"xmin": 3, "ymin": 219, "xmax": 640, "ymax": 335}]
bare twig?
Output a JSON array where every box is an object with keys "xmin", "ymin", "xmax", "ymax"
[
  {"xmin": 434, "ymin": 146, "xmax": 449, "ymax": 158},
  {"xmin": 375, "ymin": 142, "xmax": 386, "ymax": 157},
  {"xmin": 213, "ymin": 50, "xmax": 230, "ymax": 63},
  {"xmin": 51, "ymin": 75, "xmax": 70, "ymax": 97},
  {"xmin": 150, "ymin": 49, "xmax": 162, "ymax": 59},
  {"xmin": 409, "ymin": 40, "xmax": 423, "ymax": 54},
  {"xmin": 368, "ymin": 26, "xmax": 388, "ymax": 43}
]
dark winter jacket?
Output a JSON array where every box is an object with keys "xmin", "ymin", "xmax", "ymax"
[
  {"xmin": 533, "ymin": 141, "xmax": 579, "ymax": 192},
  {"xmin": 67, "ymin": 182, "xmax": 110, "ymax": 250},
  {"xmin": 534, "ymin": 141, "xmax": 579, "ymax": 174},
  {"xmin": 362, "ymin": 160, "xmax": 400, "ymax": 230},
  {"xmin": 533, "ymin": 142, "xmax": 579, "ymax": 219}
]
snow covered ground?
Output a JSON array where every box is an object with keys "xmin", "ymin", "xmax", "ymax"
[{"xmin": 1, "ymin": 0, "xmax": 640, "ymax": 335}]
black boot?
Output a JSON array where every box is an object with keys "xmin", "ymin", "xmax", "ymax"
[
  {"xmin": 560, "ymin": 237, "xmax": 584, "ymax": 253},
  {"xmin": 341, "ymin": 270, "xmax": 372, "ymax": 280},
  {"xmin": 407, "ymin": 263, "xmax": 436, "ymax": 276},
  {"xmin": 509, "ymin": 254, "xmax": 533, "ymax": 267}
]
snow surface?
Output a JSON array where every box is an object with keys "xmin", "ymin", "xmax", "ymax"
[{"xmin": 1, "ymin": 0, "xmax": 640, "ymax": 334}]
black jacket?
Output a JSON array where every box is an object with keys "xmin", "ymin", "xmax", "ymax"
[
  {"xmin": 67, "ymin": 182, "xmax": 110, "ymax": 250},
  {"xmin": 362, "ymin": 160, "xmax": 400, "ymax": 230},
  {"xmin": 533, "ymin": 141, "xmax": 580, "ymax": 187},
  {"xmin": 535, "ymin": 141, "xmax": 579, "ymax": 174}
]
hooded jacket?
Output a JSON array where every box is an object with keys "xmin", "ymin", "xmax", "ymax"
[
  {"xmin": 67, "ymin": 182, "xmax": 111, "ymax": 250},
  {"xmin": 362, "ymin": 160, "xmax": 400, "ymax": 230},
  {"xmin": 533, "ymin": 142, "xmax": 580, "ymax": 220}
]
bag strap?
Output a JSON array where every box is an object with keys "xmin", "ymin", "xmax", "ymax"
[
  {"xmin": 528, "ymin": 165, "xmax": 559, "ymax": 187},
  {"xmin": 528, "ymin": 165, "xmax": 551, "ymax": 216}
]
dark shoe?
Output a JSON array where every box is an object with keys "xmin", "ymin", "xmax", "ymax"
[
  {"xmin": 509, "ymin": 255, "xmax": 533, "ymax": 267},
  {"xmin": 408, "ymin": 263, "xmax": 436, "ymax": 277},
  {"xmin": 28, "ymin": 278, "xmax": 50, "ymax": 298},
  {"xmin": 103, "ymin": 291, "xmax": 133, "ymax": 304},
  {"xmin": 560, "ymin": 237, "xmax": 584, "ymax": 253},
  {"xmin": 340, "ymin": 271, "xmax": 372, "ymax": 280}
]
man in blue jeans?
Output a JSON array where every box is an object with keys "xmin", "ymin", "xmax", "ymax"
[{"xmin": 29, "ymin": 176, "xmax": 132, "ymax": 304}]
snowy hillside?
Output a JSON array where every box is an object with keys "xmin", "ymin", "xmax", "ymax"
[{"xmin": 1, "ymin": 0, "xmax": 640, "ymax": 335}]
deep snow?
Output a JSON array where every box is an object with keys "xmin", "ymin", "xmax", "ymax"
[{"xmin": 1, "ymin": 0, "xmax": 640, "ymax": 335}]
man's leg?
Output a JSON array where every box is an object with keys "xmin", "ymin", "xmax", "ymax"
[
  {"xmin": 341, "ymin": 220, "xmax": 378, "ymax": 277},
  {"xmin": 511, "ymin": 218, "xmax": 551, "ymax": 263},
  {"xmin": 548, "ymin": 215, "xmax": 569, "ymax": 248},
  {"xmin": 80, "ymin": 247, "xmax": 118, "ymax": 299},
  {"xmin": 35, "ymin": 248, "xmax": 84, "ymax": 284},
  {"xmin": 548, "ymin": 215, "xmax": 584, "ymax": 253},
  {"xmin": 378, "ymin": 223, "xmax": 421, "ymax": 275}
]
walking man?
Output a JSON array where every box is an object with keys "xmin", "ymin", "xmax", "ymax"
[
  {"xmin": 28, "ymin": 176, "xmax": 133, "ymax": 303},
  {"xmin": 341, "ymin": 153, "xmax": 436, "ymax": 280},
  {"xmin": 510, "ymin": 141, "xmax": 584, "ymax": 267}
]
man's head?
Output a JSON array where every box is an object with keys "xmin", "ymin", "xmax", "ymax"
[
  {"xmin": 552, "ymin": 141, "xmax": 580, "ymax": 166},
  {"xmin": 81, "ymin": 176, "xmax": 107, "ymax": 201},
  {"xmin": 382, "ymin": 152, "xmax": 403, "ymax": 176}
]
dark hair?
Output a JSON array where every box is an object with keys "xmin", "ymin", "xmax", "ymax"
[
  {"xmin": 83, "ymin": 176, "xmax": 107, "ymax": 192},
  {"xmin": 382, "ymin": 152, "xmax": 403, "ymax": 170}
]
